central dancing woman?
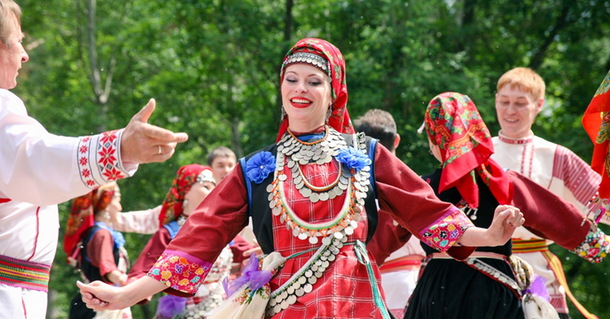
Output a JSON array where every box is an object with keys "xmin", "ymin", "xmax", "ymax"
[{"xmin": 78, "ymin": 38, "xmax": 523, "ymax": 319}]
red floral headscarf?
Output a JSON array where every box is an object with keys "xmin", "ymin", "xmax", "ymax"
[
  {"xmin": 424, "ymin": 92, "xmax": 512, "ymax": 208},
  {"xmin": 158, "ymin": 164, "xmax": 209, "ymax": 227},
  {"xmin": 583, "ymin": 70, "xmax": 610, "ymax": 198},
  {"xmin": 63, "ymin": 182, "xmax": 119, "ymax": 256},
  {"xmin": 277, "ymin": 38, "xmax": 355, "ymax": 141}
]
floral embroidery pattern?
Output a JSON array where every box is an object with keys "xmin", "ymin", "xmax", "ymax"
[
  {"xmin": 77, "ymin": 129, "xmax": 129, "ymax": 188},
  {"xmin": 572, "ymin": 228, "xmax": 609, "ymax": 263},
  {"xmin": 421, "ymin": 207, "xmax": 473, "ymax": 253},
  {"xmin": 148, "ymin": 252, "xmax": 212, "ymax": 294},
  {"xmin": 336, "ymin": 147, "xmax": 371, "ymax": 172},
  {"xmin": 246, "ymin": 151, "xmax": 276, "ymax": 184}
]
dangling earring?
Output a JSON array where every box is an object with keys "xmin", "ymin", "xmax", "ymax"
[
  {"xmin": 281, "ymin": 105, "xmax": 287, "ymax": 121},
  {"xmin": 103, "ymin": 211, "xmax": 110, "ymax": 220},
  {"xmin": 325, "ymin": 105, "xmax": 333, "ymax": 124},
  {"xmin": 182, "ymin": 199, "xmax": 189, "ymax": 209}
]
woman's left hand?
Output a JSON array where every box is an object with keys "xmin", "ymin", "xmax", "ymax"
[
  {"xmin": 457, "ymin": 205, "xmax": 525, "ymax": 247},
  {"xmin": 486, "ymin": 205, "xmax": 525, "ymax": 246}
]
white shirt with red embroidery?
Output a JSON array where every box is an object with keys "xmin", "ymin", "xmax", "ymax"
[
  {"xmin": 0, "ymin": 88, "xmax": 137, "ymax": 266},
  {"xmin": 114, "ymin": 205, "xmax": 162, "ymax": 234},
  {"xmin": 491, "ymin": 131, "xmax": 601, "ymax": 313}
]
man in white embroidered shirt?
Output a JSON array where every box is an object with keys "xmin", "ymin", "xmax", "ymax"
[
  {"xmin": 0, "ymin": 1, "xmax": 188, "ymax": 318},
  {"xmin": 491, "ymin": 67, "xmax": 602, "ymax": 319}
]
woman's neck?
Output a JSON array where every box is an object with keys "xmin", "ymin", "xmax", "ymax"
[
  {"xmin": 288, "ymin": 124, "xmax": 325, "ymax": 135},
  {"xmin": 94, "ymin": 214, "xmax": 110, "ymax": 225},
  {"xmin": 287, "ymin": 118, "xmax": 326, "ymax": 134}
]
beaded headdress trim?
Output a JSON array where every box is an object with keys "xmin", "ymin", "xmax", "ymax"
[
  {"xmin": 196, "ymin": 169, "xmax": 216, "ymax": 185},
  {"xmin": 283, "ymin": 52, "xmax": 330, "ymax": 75}
]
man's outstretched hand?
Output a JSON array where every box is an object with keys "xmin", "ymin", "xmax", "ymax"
[{"xmin": 120, "ymin": 99, "xmax": 188, "ymax": 163}]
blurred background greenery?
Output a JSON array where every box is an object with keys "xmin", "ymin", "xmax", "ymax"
[{"xmin": 13, "ymin": 0, "xmax": 610, "ymax": 318}]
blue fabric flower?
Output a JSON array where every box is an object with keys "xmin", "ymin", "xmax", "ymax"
[
  {"xmin": 246, "ymin": 151, "xmax": 276, "ymax": 184},
  {"xmin": 336, "ymin": 147, "xmax": 371, "ymax": 172}
]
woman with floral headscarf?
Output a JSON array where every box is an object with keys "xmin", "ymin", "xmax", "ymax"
[
  {"xmin": 126, "ymin": 164, "xmax": 233, "ymax": 319},
  {"xmin": 64, "ymin": 182, "xmax": 132, "ymax": 319},
  {"xmin": 404, "ymin": 92, "xmax": 609, "ymax": 319},
  {"xmin": 79, "ymin": 39, "xmax": 524, "ymax": 319}
]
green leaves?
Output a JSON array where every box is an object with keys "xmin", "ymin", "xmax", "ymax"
[{"xmin": 14, "ymin": 0, "xmax": 610, "ymax": 318}]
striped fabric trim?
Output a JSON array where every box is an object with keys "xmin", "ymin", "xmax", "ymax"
[
  {"xmin": 0, "ymin": 254, "xmax": 50, "ymax": 292},
  {"xmin": 511, "ymin": 239, "xmax": 549, "ymax": 253},
  {"xmin": 541, "ymin": 250, "xmax": 599, "ymax": 319},
  {"xmin": 553, "ymin": 145, "xmax": 601, "ymax": 205},
  {"xmin": 379, "ymin": 256, "xmax": 423, "ymax": 273}
]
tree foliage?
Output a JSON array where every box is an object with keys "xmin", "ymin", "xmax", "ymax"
[{"xmin": 13, "ymin": 0, "xmax": 610, "ymax": 318}]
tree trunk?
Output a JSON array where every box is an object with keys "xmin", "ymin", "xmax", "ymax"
[
  {"xmin": 528, "ymin": 4, "xmax": 571, "ymax": 70},
  {"xmin": 456, "ymin": 0, "xmax": 478, "ymax": 52},
  {"xmin": 276, "ymin": 0, "xmax": 294, "ymax": 118}
]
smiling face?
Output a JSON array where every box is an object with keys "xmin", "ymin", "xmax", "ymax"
[
  {"xmin": 0, "ymin": 14, "xmax": 28, "ymax": 90},
  {"xmin": 495, "ymin": 85, "xmax": 543, "ymax": 139},
  {"xmin": 281, "ymin": 63, "xmax": 333, "ymax": 132}
]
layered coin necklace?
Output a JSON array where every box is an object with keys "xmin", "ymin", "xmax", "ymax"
[
  {"xmin": 267, "ymin": 126, "xmax": 371, "ymax": 245},
  {"xmin": 265, "ymin": 127, "xmax": 371, "ymax": 315}
]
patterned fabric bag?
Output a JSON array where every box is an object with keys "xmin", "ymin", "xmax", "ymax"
[
  {"xmin": 509, "ymin": 256, "xmax": 559, "ymax": 319},
  {"xmin": 207, "ymin": 252, "xmax": 286, "ymax": 319}
]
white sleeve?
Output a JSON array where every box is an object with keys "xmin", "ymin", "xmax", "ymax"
[
  {"xmin": 114, "ymin": 205, "xmax": 162, "ymax": 234},
  {"xmin": 0, "ymin": 89, "xmax": 137, "ymax": 206}
]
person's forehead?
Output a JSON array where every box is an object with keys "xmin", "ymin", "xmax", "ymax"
[
  {"xmin": 212, "ymin": 155, "xmax": 236, "ymax": 166},
  {"xmin": 285, "ymin": 63, "xmax": 326, "ymax": 75},
  {"xmin": 498, "ymin": 86, "xmax": 533, "ymax": 100}
]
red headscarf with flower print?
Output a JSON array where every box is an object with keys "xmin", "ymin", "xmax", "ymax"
[
  {"xmin": 158, "ymin": 164, "xmax": 209, "ymax": 227},
  {"xmin": 277, "ymin": 38, "xmax": 355, "ymax": 141},
  {"xmin": 63, "ymin": 182, "xmax": 119, "ymax": 256},
  {"xmin": 582, "ymin": 70, "xmax": 610, "ymax": 198},
  {"xmin": 424, "ymin": 92, "xmax": 512, "ymax": 208}
]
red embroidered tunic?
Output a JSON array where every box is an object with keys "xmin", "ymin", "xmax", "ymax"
[{"xmin": 148, "ymin": 144, "xmax": 474, "ymax": 318}]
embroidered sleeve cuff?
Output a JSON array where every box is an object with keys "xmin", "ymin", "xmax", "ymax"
[
  {"xmin": 147, "ymin": 250, "xmax": 213, "ymax": 295},
  {"xmin": 420, "ymin": 206, "xmax": 474, "ymax": 253},
  {"xmin": 572, "ymin": 228, "xmax": 609, "ymax": 263},
  {"xmin": 77, "ymin": 129, "xmax": 137, "ymax": 189}
]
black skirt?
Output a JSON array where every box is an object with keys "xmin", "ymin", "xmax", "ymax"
[{"xmin": 404, "ymin": 258, "xmax": 524, "ymax": 319}]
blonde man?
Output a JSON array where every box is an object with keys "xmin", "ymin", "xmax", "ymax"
[{"xmin": 491, "ymin": 67, "xmax": 602, "ymax": 319}]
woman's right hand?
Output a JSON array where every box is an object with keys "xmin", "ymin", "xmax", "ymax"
[
  {"xmin": 77, "ymin": 276, "xmax": 169, "ymax": 311},
  {"xmin": 77, "ymin": 280, "xmax": 125, "ymax": 311}
]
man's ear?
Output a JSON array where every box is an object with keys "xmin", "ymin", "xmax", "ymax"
[
  {"xmin": 535, "ymin": 97, "xmax": 544, "ymax": 115},
  {"xmin": 394, "ymin": 134, "xmax": 401, "ymax": 150}
]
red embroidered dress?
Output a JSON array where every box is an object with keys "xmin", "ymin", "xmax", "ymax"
[
  {"xmin": 147, "ymin": 39, "xmax": 475, "ymax": 319},
  {"xmin": 147, "ymin": 138, "xmax": 475, "ymax": 318}
]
